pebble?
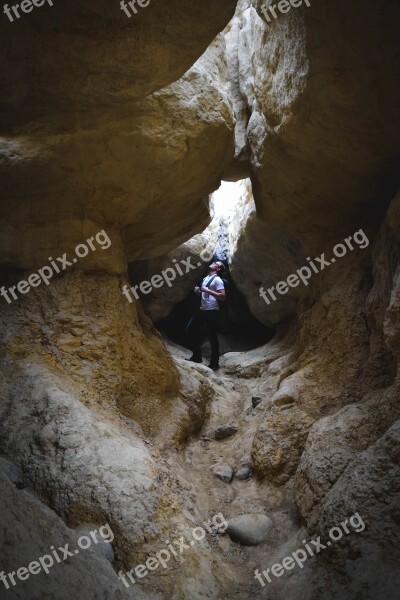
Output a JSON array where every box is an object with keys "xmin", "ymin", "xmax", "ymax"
[
  {"xmin": 212, "ymin": 465, "xmax": 234, "ymax": 483},
  {"xmin": 215, "ymin": 424, "xmax": 238, "ymax": 440},
  {"xmin": 234, "ymin": 466, "xmax": 252, "ymax": 480}
]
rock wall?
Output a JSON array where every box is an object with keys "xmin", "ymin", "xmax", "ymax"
[
  {"xmin": 248, "ymin": 193, "xmax": 400, "ymax": 599},
  {"xmin": 227, "ymin": 178, "xmax": 305, "ymax": 325},
  {"xmin": 0, "ymin": 4, "xmax": 238, "ymax": 598},
  {"xmin": 0, "ymin": 470, "xmax": 135, "ymax": 600},
  {"xmin": 129, "ymin": 204, "xmax": 218, "ymax": 322},
  {"xmin": 0, "ymin": 34, "xmax": 235, "ymax": 270},
  {"xmin": 225, "ymin": 0, "xmax": 400, "ymax": 324},
  {"xmin": 218, "ymin": 2, "xmax": 400, "ymax": 595},
  {"xmin": 0, "ymin": 270, "xmax": 220, "ymax": 599}
]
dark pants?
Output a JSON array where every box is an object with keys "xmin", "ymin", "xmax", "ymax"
[{"xmin": 186, "ymin": 310, "xmax": 220, "ymax": 365}]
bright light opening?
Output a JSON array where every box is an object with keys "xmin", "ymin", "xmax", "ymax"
[{"xmin": 210, "ymin": 178, "xmax": 255, "ymax": 220}]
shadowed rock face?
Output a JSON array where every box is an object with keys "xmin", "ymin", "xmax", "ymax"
[
  {"xmin": 129, "ymin": 214, "xmax": 218, "ymax": 321},
  {"xmin": 246, "ymin": 193, "xmax": 400, "ymax": 600},
  {"xmin": 225, "ymin": 0, "xmax": 400, "ymax": 323},
  {"xmin": 0, "ymin": 0, "xmax": 237, "ymax": 121},
  {"xmin": 0, "ymin": 471, "xmax": 136, "ymax": 600},
  {"xmin": 249, "ymin": 0, "xmax": 400, "ymax": 226},
  {"xmin": 0, "ymin": 35, "xmax": 235, "ymax": 269}
]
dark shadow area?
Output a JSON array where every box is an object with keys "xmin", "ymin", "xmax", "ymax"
[{"xmin": 156, "ymin": 271, "xmax": 275, "ymax": 356}]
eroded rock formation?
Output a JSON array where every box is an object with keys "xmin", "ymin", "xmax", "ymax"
[
  {"xmin": 226, "ymin": 0, "xmax": 400, "ymax": 323},
  {"xmin": 0, "ymin": 0, "xmax": 399, "ymax": 599}
]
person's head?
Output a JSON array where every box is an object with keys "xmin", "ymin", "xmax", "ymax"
[{"xmin": 209, "ymin": 260, "xmax": 225, "ymax": 275}]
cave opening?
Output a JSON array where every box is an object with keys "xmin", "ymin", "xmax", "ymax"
[{"xmin": 130, "ymin": 179, "xmax": 275, "ymax": 361}]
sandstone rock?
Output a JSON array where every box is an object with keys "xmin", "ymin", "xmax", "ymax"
[
  {"xmin": 215, "ymin": 424, "xmax": 238, "ymax": 440},
  {"xmin": 172, "ymin": 359, "xmax": 215, "ymax": 445},
  {"xmin": 316, "ymin": 420, "xmax": 400, "ymax": 597},
  {"xmin": 223, "ymin": 2, "xmax": 251, "ymax": 174},
  {"xmin": 123, "ymin": 36, "xmax": 235, "ymax": 261},
  {"xmin": 0, "ymin": 0, "xmax": 237, "ymax": 116},
  {"xmin": 227, "ymin": 178, "xmax": 303, "ymax": 325},
  {"xmin": 130, "ymin": 209, "xmax": 218, "ymax": 321},
  {"xmin": 0, "ymin": 359, "xmax": 221, "ymax": 598},
  {"xmin": 275, "ymin": 421, "xmax": 400, "ymax": 600},
  {"xmin": 295, "ymin": 396, "xmax": 400, "ymax": 528},
  {"xmin": 252, "ymin": 406, "xmax": 314, "ymax": 484},
  {"xmin": 0, "ymin": 272, "xmax": 184, "ymax": 439},
  {"xmin": 252, "ymin": 197, "xmax": 400, "ymax": 598},
  {"xmin": 0, "ymin": 34, "xmax": 235, "ymax": 271},
  {"xmin": 0, "ymin": 1, "xmax": 398, "ymax": 599},
  {"xmin": 226, "ymin": 514, "xmax": 273, "ymax": 546},
  {"xmin": 383, "ymin": 260, "xmax": 400, "ymax": 358},
  {"xmin": 223, "ymin": 0, "xmax": 400, "ymax": 325},
  {"xmin": 271, "ymin": 378, "xmax": 300, "ymax": 407}
]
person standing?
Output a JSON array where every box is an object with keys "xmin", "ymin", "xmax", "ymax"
[{"xmin": 186, "ymin": 260, "xmax": 226, "ymax": 371}]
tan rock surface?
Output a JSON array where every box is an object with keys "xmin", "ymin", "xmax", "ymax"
[
  {"xmin": 0, "ymin": 34, "xmax": 235, "ymax": 269},
  {"xmin": 251, "ymin": 191, "xmax": 400, "ymax": 598},
  {"xmin": 227, "ymin": 178, "xmax": 305, "ymax": 325},
  {"xmin": 252, "ymin": 405, "xmax": 314, "ymax": 484},
  {"xmin": 129, "ymin": 208, "xmax": 218, "ymax": 321},
  {"xmin": 226, "ymin": 0, "xmax": 400, "ymax": 323},
  {"xmin": 0, "ymin": 0, "xmax": 237, "ymax": 117}
]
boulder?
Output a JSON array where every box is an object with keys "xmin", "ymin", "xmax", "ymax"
[{"xmin": 226, "ymin": 514, "xmax": 273, "ymax": 546}]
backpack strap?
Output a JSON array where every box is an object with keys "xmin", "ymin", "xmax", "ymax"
[
  {"xmin": 206, "ymin": 274, "xmax": 219, "ymax": 286},
  {"xmin": 200, "ymin": 274, "xmax": 218, "ymax": 287}
]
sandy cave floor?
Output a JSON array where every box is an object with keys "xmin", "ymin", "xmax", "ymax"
[{"xmin": 162, "ymin": 339, "xmax": 301, "ymax": 598}]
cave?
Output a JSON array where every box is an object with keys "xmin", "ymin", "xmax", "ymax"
[
  {"xmin": 130, "ymin": 180, "xmax": 276, "ymax": 357},
  {"xmin": 0, "ymin": 1, "xmax": 399, "ymax": 600}
]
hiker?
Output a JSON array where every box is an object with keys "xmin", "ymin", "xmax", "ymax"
[{"xmin": 186, "ymin": 260, "xmax": 226, "ymax": 371}]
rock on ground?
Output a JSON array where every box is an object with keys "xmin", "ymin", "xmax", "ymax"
[
  {"xmin": 226, "ymin": 514, "xmax": 273, "ymax": 546},
  {"xmin": 234, "ymin": 466, "xmax": 252, "ymax": 480},
  {"xmin": 215, "ymin": 424, "xmax": 238, "ymax": 440},
  {"xmin": 212, "ymin": 465, "xmax": 234, "ymax": 483}
]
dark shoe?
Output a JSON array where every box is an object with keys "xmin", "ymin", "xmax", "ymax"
[
  {"xmin": 186, "ymin": 355, "xmax": 202, "ymax": 364},
  {"xmin": 208, "ymin": 363, "xmax": 220, "ymax": 371}
]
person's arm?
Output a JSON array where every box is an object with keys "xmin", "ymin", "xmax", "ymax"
[{"xmin": 194, "ymin": 286, "xmax": 201, "ymax": 296}]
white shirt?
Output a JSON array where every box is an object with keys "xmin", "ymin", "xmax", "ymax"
[{"xmin": 200, "ymin": 275, "xmax": 225, "ymax": 311}]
